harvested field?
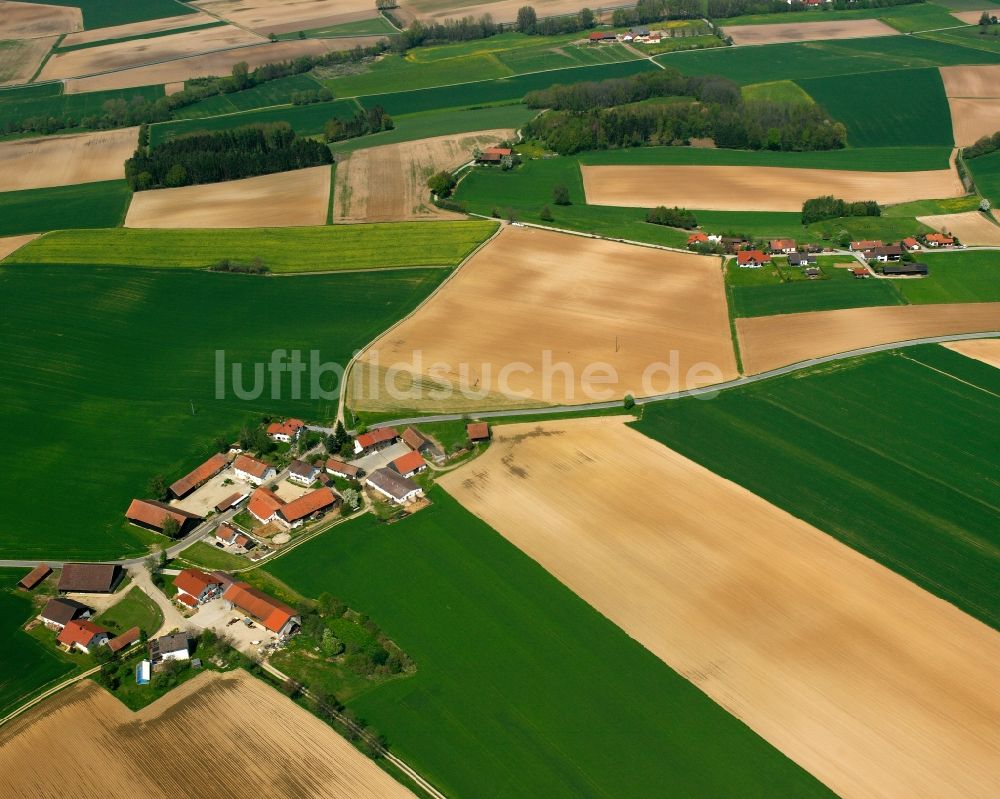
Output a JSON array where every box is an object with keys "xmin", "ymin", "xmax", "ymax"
[
  {"xmin": 0, "ymin": 127, "xmax": 138, "ymax": 191},
  {"xmin": 950, "ymin": 10, "xmax": 1000, "ymax": 25},
  {"xmin": 440, "ymin": 416, "xmax": 1000, "ymax": 799},
  {"xmin": 737, "ymin": 303, "xmax": 1000, "ymax": 373},
  {"xmin": 581, "ymin": 163, "xmax": 964, "ymax": 211},
  {"xmin": 193, "ymin": 0, "xmax": 380, "ymax": 35},
  {"xmin": 125, "ymin": 165, "xmax": 331, "ymax": 229},
  {"xmin": 940, "ymin": 64, "xmax": 1000, "ymax": 98},
  {"xmin": 334, "ymin": 130, "xmax": 513, "ymax": 223},
  {"xmin": 39, "ymin": 24, "xmax": 263, "ymax": 82},
  {"xmin": 943, "ymin": 337, "xmax": 1000, "ymax": 367},
  {"xmin": 0, "ymin": 0, "xmax": 81, "ymax": 39},
  {"xmin": 0, "ymin": 670, "xmax": 415, "ymax": 798},
  {"xmin": 917, "ymin": 210, "xmax": 1000, "ymax": 245},
  {"xmin": 0, "ymin": 36, "xmax": 58, "ymax": 85},
  {"xmin": 725, "ymin": 19, "xmax": 899, "ymax": 46},
  {"xmin": 350, "ymin": 226, "xmax": 736, "ymax": 411},
  {"xmin": 947, "ymin": 98, "xmax": 1000, "ymax": 147},
  {"xmin": 0, "ymin": 233, "xmax": 39, "ymax": 259},
  {"xmin": 60, "ymin": 12, "xmax": 216, "ymax": 47},
  {"xmin": 64, "ymin": 39, "xmax": 346, "ymax": 93},
  {"xmin": 402, "ymin": 0, "xmax": 615, "ymax": 24}
]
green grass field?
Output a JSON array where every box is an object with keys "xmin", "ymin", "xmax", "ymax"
[
  {"xmin": 934, "ymin": 0, "xmax": 1000, "ymax": 9},
  {"xmin": 0, "ymin": 84, "xmax": 164, "ymax": 135},
  {"xmin": 276, "ymin": 16, "xmax": 398, "ymax": 38},
  {"xmin": 634, "ymin": 346, "xmax": 1000, "ymax": 630},
  {"xmin": 0, "ymin": 570, "xmax": 77, "ymax": 718},
  {"xmin": 966, "ymin": 149, "xmax": 1000, "ymax": 208},
  {"xmin": 264, "ymin": 491, "xmax": 834, "ymax": 799},
  {"xmin": 918, "ymin": 24, "xmax": 1000, "ymax": 54},
  {"xmin": 16, "ymin": 0, "xmax": 197, "ymax": 29},
  {"xmin": 719, "ymin": 3, "xmax": 961, "ymax": 28},
  {"xmin": 806, "ymin": 214, "xmax": 931, "ymax": 242},
  {"xmin": 882, "ymin": 195, "xmax": 982, "ymax": 216},
  {"xmin": 742, "ymin": 79, "xmax": 815, "ymax": 105},
  {"xmin": 170, "ymin": 73, "xmax": 326, "ymax": 119},
  {"xmin": 899, "ymin": 249, "xmax": 1000, "ymax": 302},
  {"xmin": 177, "ymin": 541, "xmax": 251, "ymax": 571},
  {"xmin": 0, "ymin": 265, "xmax": 447, "ymax": 560},
  {"xmin": 6, "ymin": 222, "xmax": 497, "ymax": 271},
  {"xmin": 93, "ymin": 587, "xmax": 163, "ymax": 636},
  {"xmin": 797, "ymin": 68, "xmax": 953, "ymax": 148},
  {"xmin": 0, "ymin": 181, "xmax": 131, "ymax": 236}
]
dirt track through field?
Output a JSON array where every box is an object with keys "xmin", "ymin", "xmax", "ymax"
[
  {"xmin": 0, "ymin": 670, "xmax": 415, "ymax": 798},
  {"xmin": 440, "ymin": 416, "xmax": 1000, "ymax": 799},
  {"xmin": 737, "ymin": 302, "xmax": 1000, "ymax": 373},
  {"xmin": 193, "ymin": 0, "xmax": 381, "ymax": 35},
  {"xmin": 725, "ymin": 18, "xmax": 898, "ymax": 46},
  {"xmin": 0, "ymin": 127, "xmax": 138, "ymax": 191},
  {"xmin": 125, "ymin": 166, "xmax": 331, "ymax": 229},
  {"xmin": 334, "ymin": 130, "xmax": 513, "ymax": 223},
  {"xmin": 943, "ymin": 337, "xmax": 1000, "ymax": 367},
  {"xmin": 0, "ymin": 234, "xmax": 39, "ymax": 261},
  {"xmin": 39, "ymin": 24, "xmax": 264, "ymax": 81},
  {"xmin": 581, "ymin": 164, "xmax": 964, "ymax": 211},
  {"xmin": 917, "ymin": 210, "xmax": 1000, "ymax": 245},
  {"xmin": 61, "ymin": 13, "xmax": 216, "ymax": 47},
  {"xmin": 350, "ymin": 226, "xmax": 736, "ymax": 411},
  {"xmin": 0, "ymin": 0, "xmax": 81, "ymax": 39}
]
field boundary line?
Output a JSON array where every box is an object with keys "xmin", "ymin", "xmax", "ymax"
[
  {"xmin": 899, "ymin": 350, "xmax": 1000, "ymax": 398},
  {"xmin": 0, "ymin": 666, "xmax": 100, "ymax": 729}
]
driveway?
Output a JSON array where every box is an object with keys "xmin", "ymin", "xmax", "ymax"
[
  {"xmin": 187, "ymin": 597, "xmax": 281, "ymax": 656},
  {"xmin": 128, "ymin": 564, "xmax": 189, "ymax": 638},
  {"xmin": 352, "ymin": 442, "xmax": 410, "ymax": 474}
]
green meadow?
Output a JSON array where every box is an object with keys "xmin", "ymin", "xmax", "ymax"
[
  {"xmin": 901, "ymin": 249, "xmax": 1000, "ymax": 303},
  {"xmin": 93, "ymin": 587, "xmax": 163, "ymax": 636},
  {"xmin": 0, "ymin": 181, "xmax": 131, "ymax": 236},
  {"xmin": 634, "ymin": 346, "xmax": 1000, "ymax": 630},
  {"xmin": 6, "ymin": 221, "xmax": 497, "ymax": 271},
  {"xmin": 966, "ymin": 149, "xmax": 1000, "ymax": 208},
  {"xmin": 718, "ymin": 3, "xmax": 962, "ymax": 28},
  {"xmin": 0, "ymin": 265, "xmax": 447, "ymax": 559},
  {"xmin": 265, "ymin": 491, "xmax": 835, "ymax": 799},
  {"xmin": 275, "ymin": 16, "xmax": 398, "ymax": 38},
  {"xmin": 16, "ymin": 0, "xmax": 197, "ymax": 28}
]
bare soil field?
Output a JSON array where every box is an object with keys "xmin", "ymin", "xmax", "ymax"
[
  {"xmin": 401, "ymin": 0, "xmax": 618, "ymax": 24},
  {"xmin": 61, "ymin": 13, "xmax": 216, "ymax": 48},
  {"xmin": 124, "ymin": 165, "xmax": 331, "ymax": 229},
  {"xmin": 0, "ymin": 0, "xmax": 81, "ymax": 39},
  {"xmin": 0, "ymin": 233, "xmax": 39, "ymax": 260},
  {"xmin": 440, "ymin": 416, "xmax": 1000, "ymax": 799},
  {"xmin": 349, "ymin": 226, "xmax": 736, "ymax": 411},
  {"xmin": 725, "ymin": 18, "xmax": 899, "ymax": 46},
  {"xmin": 917, "ymin": 210, "xmax": 1000, "ymax": 245},
  {"xmin": 737, "ymin": 302, "xmax": 1000, "ymax": 373},
  {"xmin": 947, "ymin": 98, "xmax": 1000, "ymax": 147},
  {"xmin": 943, "ymin": 337, "xmax": 1000, "ymax": 367},
  {"xmin": 0, "ymin": 127, "xmax": 138, "ymax": 191},
  {"xmin": 581, "ymin": 164, "xmax": 964, "ymax": 211},
  {"xmin": 193, "ymin": 0, "xmax": 381, "ymax": 35},
  {"xmin": 39, "ymin": 24, "xmax": 264, "ymax": 82},
  {"xmin": 941, "ymin": 64, "xmax": 1000, "ymax": 98},
  {"xmin": 0, "ymin": 36, "xmax": 58, "ymax": 86},
  {"xmin": 0, "ymin": 670, "xmax": 415, "ymax": 799},
  {"xmin": 335, "ymin": 130, "xmax": 513, "ymax": 223},
  {"xmin": 65, "ymin": 39, "xmax": 362, "ymax": 92},
  {"xmin": 950, "ymin": 10, "xmax": 999, "ymax": 25},
  {"xmin": 164, "ymin": 80, "xmax": 185, "ymax": 94}
]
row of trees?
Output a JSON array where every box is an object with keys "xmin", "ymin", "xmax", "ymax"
[
  {"xmin": 323, "ymin": 105, "xmax": 393, "ymax": 142},
  {"xmin": 613, "ymin": 0, "xmax": 703, "ymax": 26},
  {"xmin": 801, "ymin": 195, "xmax": 880, "ymax": 224},
  {"xmin": 646, "ymin": 205, "xmax": 697, "ymax": 228},
  {"xmin": 125, "ymin": 123, "xmax": 332, "ymax": 190},
  {"xmin": 964, "ymin": 129, "xmax": 1000, "ymax": 159}
]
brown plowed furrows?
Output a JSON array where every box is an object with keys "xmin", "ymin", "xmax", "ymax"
[
  {"xmin": 0, "ymin": 35, "xmax": 58, "ymax": 86},
  {"xmin": 0, "ymin": 0, "xmax": 81, "ymax": 39},
  {"xmin": 125, "ymin": 166, "xmax": 331, "ymax": 229},
  {"xmin": 440, "ymin": 416, "xmax": 1000, "ymax": 799},
  {"xmin": 939, "ymin": 66, "xmax": 1000, "ymax": 146},
  {"xmin": 334, "ymin": 130, "xmax": 514, "ymax": 223},
  {"xmin": 736, "ymin": 302, "xmax": 1000, "ymax": 374},
  {"xmin": 580, "ymin": 164, "xmax": 964, "ymax": 211},
  {"xmin": 350, "ymin": 226, "xmax": 737, "ymax": 411},
  {"xmin": 943, "ymin": 337, "xmax": 1000, "ymax": 368},
  {"xmin": 192, "ymin": 0, "xmax": 381, "ymax": 35},
  {"xmin": 725, "ymin": 18, "xmax": 899, "ymax": 45},
  {"xmin": 0, "ymin": 670, "xmax": 416, "ymax": 798},
  {"xmin": 916, "ymin": 211, "xmax": 1000, "ymax": 245},
  {"xmin": 61, "ymin": 13, "xmax": 215, "ymax": 47},
  {"xmin": 0, "ymin": 127, "xmax": 138, "ymax": 191}
]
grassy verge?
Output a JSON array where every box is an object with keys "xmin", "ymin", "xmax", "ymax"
[{"xmin": 176, "ymin": 541, "xmax": 249, "ymax": 572}]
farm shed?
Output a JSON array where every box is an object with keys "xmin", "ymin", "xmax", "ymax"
[
  {"xmin": 17, "ymin": 563, "xmax": 51, "ymax": 590},
  {"xmin": 353, "ymin": 427, "xmax": 399, "ymax": 455},
  {"xmin": 278, "ymin": 488, "xmax": 338, "ymax": 528},
  {"xmin": 365, "ymin": 468, "xmax": 423, "ymax": 505},
  {"xmin": 222, "ymin": 582, "xmax": 299, "ymax": 635},
  {"xmin": 169, "ymin": 453, "xmax": 228, "ymax": 498},
  {"xmin": 58, "ymin": 563, "xmax": 124, "ymax": 593},
  {"xmin": 467, "ymin": 422, "xmax": 491, "ymax": 443},
  {"xmin": 125, "ymin": 498, "xmax": 202, "ymax": 535},
  {"xmin": 884, "ymin": 263, "xmax": 929, "ymax": 276},
  {"xmin": 325, "ymin": 458, "xmax": 362, "ymax": 479},
  {"xmin": 107, "ymin": 627, "xmax": 141, "ymax": 655},
  {"xmin": 39, "ymin": 598, "xmax": 92, "ymax": 629}
]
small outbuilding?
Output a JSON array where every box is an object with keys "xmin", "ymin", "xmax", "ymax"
[
  {"xmin": 390, "ymin": 450, "xmax": 427, "ymax": 479},
  {"xmin": 150, "ymin": 632, "xmax": 190, "ymax": 664},
  {"xmin": 883, "ymin": 262, "xmax": 929, "ymax": 276},
  {"xmin": 169, "ymin": 453, "xmax": 228, "ymax": 499},
  {"xmin": 17, "ymin": 564, "xmax": 51, "ymax": 591},
  {"xmin": 58, "ymin": 563, "xmax": 124, "ymax": 594},
  {"xmin": 107, "ymin": 627, "xmax": 141, "ymax": 655},
  {"xmin": 467, "ymin": 422, "xmax": 491, "ymax": 443},
  {"xmin": 39, "ymin": 597, "xmax": 92, "ymax": 629}
]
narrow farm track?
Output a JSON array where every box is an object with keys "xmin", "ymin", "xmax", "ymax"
[{"xmin": 0, "ymin": 667, "xmax": 100, "ymax": 728}]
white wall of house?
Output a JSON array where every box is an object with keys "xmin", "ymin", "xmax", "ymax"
[{"xmin": 161, "ymin": 648, "xmax": 190, "ymax": 662}]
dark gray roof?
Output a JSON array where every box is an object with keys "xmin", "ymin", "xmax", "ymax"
[
  {"xmin": 289, "ymin": 459, "xmax": 318, "ymax": 478},
  {"xmin": 884, "ymin": 263, "xmax": 928, "ymax": 275},
  {"xmin": 58, "ymin": 563, "xmax": 123, "ymax": 593},
  {"xmin": 40, "ymin": 597, "xmax": 91, "ymax": 626},
  {"xmin": 154, "ymin": 632, "xmax": 190, "ymax": 654},
  {"xmin": 366, "ymin": 468, "xmax": 420, "ymax": 502}
]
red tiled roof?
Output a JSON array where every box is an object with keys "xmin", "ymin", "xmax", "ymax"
[
  {"xmin": 355, "ymin": 427, "xmax": 398, "ymax": 449},
  {"xmin": 216, "ymin": 524, "xmax": 238, "ymax": 543},
  {"xmin": 279, "ymin": 488, "xmax": 336, "ymax": 524},
  {"xmin": 902, "ymin": 237, "xmax": 919, "ymax": 248},
  {"xmin": 851, "ymin": 240, "xmax": 882, "ymax": 250},
  {"xmin": 687, "ymin": 232, "xmax": 708, "ymax": 244},
  {"xmin": 925, "ymin": 232, "xmax": 954, "ymax": 244},
  {"xmin": 107, "ymin": 627, "xmax": 140, "ymax": 653},
  {"xmin": 233, "ymin": 454, "xmax": 272, "ymax": 479},
  {"xmin": 467, "ymin": 422, "xmax": 490, "ymax": 441},
  {"xmin": 737, "ymin": 250, "xmax": 769, "ymax": 265},
  {"xmin": 248, "ymin": 487, "xmax": 285, "ymax": 521},
  {"xmin": 173, "ymin": 568, "xmax": 219, "ymax": 598},
  {"xmin": 267, "ymin": 419, "xmax": 305, "ymax": 438},
  {"xmin": 325, "ymin": 458, "xmax": 359, "ymax": 478},
  {"xmin": 215, "ymin": 492, "xmax": 243, "ymax": 513},
  {"xmin": 125, "ymin": 499, "xmax": 201, "ymax": 531},
  {"xmin": 483, "ymin": 147, "xmax": 512, "ymax": 156},
  {"xmin": 234, "ymin": 534, "xmax": 251, "ymax": 548},
  {"xmin": 176, "ymin": 592, "xmax": 198, "ymax": 608},
  {"xmin": 770, "ymin": 239, "xmax": 795, "ymax": 250},
  {"xmin": 851, "ymin": 267, "xmax": 869, "ymax": 276},
  {"xmin": 169, "ymin": 453, "xmax": 228, "ymax": 498},
  {"xmin": 18, "ymin": 564, "xmax": 51, "ymax": 590},
  {"xmin": 57, "ymin": 619, "xmax": 107, "ymax": 648},
  {"xmin": 223, "ymin": 582, "xmax": 297, "ymax": 633},
  {"xmin": 391, "ymin": 450, "xmax": 426, "ymax": 475},
  {"xmin": 402, "ymin": 427, "xmax": 428, "ymax": 450}
]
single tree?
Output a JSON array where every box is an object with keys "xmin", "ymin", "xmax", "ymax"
[
  {"xmin": 147, "ymin": 474, "xmax": 168, "ymax": 501},
  {"xmin": 231, "ymin": 61, "xmax": 250, "ymax": 90},
  {"xmin": 516, "ymin": 5, "xmax": 537, "ymax": 34},
  {"xmin": 552, "ymin": 184, "xmax": 571, "ymax": 205},
  {"xmin": 578, "ymin": 8, "xmax": 595, "ymax": 28},
  {"xmin": 539, "ymin": 204, "xmax": 554, "ymax": 222},
  {"xmin": 427, "ymin": 170, "xmax": 456, "ymax": 198},
  {"xmin": 160, "ymin": 516, "xmax": 180, "ymax": 539}
]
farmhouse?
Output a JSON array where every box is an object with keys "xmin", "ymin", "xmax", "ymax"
[
  {"xmin": 278, "ymin": 487, "xmax": 338, "ymax": 528},
  {"xmin": 737, "ymin": 250, "xmax": 771, "ymax": 268},
  {"xmin": 390, "ymin": 450, "xmax": 427, "ymax": 478},
  {"xmin": 125, "ymin": 498, "xmax": 203, "ymax": 535},
  {"xmin": 288, "ymin": 459, "xmax": 320, "ymax": 486},
  {"xmin": 150, "ymin": 632, "xmax": 190, "ymax": 664},
  {"xmin": 770, "ymin": 238, "xmax": 797, "ymax": 254},
  {"xmin": 353, "ymin": 427, "xmax": 399, "ymax": 455},
  {"xmin": 851, "ymin": 267, "xmax": 871, "ymax": 279},
  {"xmin": 884, "ymin": 262, "xmax": 929, "ymax": 276},
  {"xmin": 867, "ymin": 245, "xmax": 902, "ymax": 262},
  {"xmin": 850, "ymin": 239, "xmax": 882, "ymax": 251},
  {"xmin": 402, "ymin": 427, "xmax": 431, "ymax": 453},
  {"xmin": 214, "ymin": 492, "xmax": 245, "ymax": 513},
  {"xmin": 923, "ymin": 232, "xmax": 955, "ymax": 247},
  {"xmin": 266, "ymin": 418, "xmax": 305, "ymax": 443},
  {"xmin": 58, "ymin": 563, "xmax": 124, "ymax": 594},
  {"xmin": 39, "ymin": 597, "xmax": 92, "ymax": 629},
  {"xmin": 173, "ymin": 568, "xmax": 224, "ymax": 608},
  {"xmin": 233, "ymin": 454, "xmax": 276, "ymax": 485},
  {"xmin": 902, "ymin": 236, "xmax": 921, "ymax": 251},
  {"xmin": 17, "ymin": 563, "xmax": 51, "ymax": 590},
  {"xmin": 467, "ymin": 422, "xmax": 491, "ymax": 443},
  {"xmin": 169, "ymin": 453, "xmax": 228, "ymax": 498},
  {"xmin": 325, "ymin": 457, "xmax": 361, "ymax": 480},
  {"xmin": 365, "ymin": 467, "xmax": 424, "ymax": 505},
  {"xmin": 248, "ymin": 486, "xmax": 286, "ymax": 524},
  {"xmin": 222, "ymin": 582, "xmax": 299, "ymax": 635},
  {"xmin": 687, "ymin": 232, "xmax": 709, "ymax": 245},
  {"xmin": 215, "ymin": 524, "xmax": 252, "ymax": 551},
  {"xmin": 475, "ymin": 147, "xmax": 512, "ymax": 164},
  {"xmin": 57, "ymin": 619, "xmax": 109, "ymax": 654},
  {"xmin": 787, "ymin": 251, "xmax": 817, "ymax": 267},
  {"xmin": 106, "ymin": 627, "xmax": 140, "ymax": 655}
]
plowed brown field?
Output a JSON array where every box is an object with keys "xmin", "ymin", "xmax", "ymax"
[
  {"xmin": 125, "ymin": 166, "xmax": 331, "ymax": 228},
  {"xmin": 726, "ymin": 18, "xmax": 898, "ymax": 45},
  {"xmin": 0, "ymin": 36, "xmax": 58, "ymax": 86},
  {"xmin": 334, "ymin": 130, "xmax": 513, "ymax": 223},
  {"xmin": 0, "ymin": 670, "xmax": 415, "ymax": 798},
  {"xmin": 917, "ymin": 210, "xmax": 1000, "ymax": 245},
  {"xmin": 349, "ymin": 226, "xmax": 736, "ymax": 411},
  {"xmin": 941, "ymin": 64, "xmax": 1000, "ymax": 98},
  {"xmin": 0, "ymin": 234, "xmax": 39, "ymax": 260},
  {"xmin": 736, "ymin": 303, "xmax": 1000, "ymax": 373},
  {"xmin": 440, "ymin": 416, "xmax": 1000, "ymax": 799},
  {"xmin": 581, "ymin": 164, "xmax": 964, "ymax": 211},
  {"xmin": 61, "ymin": 13, "xmax": 216, "ymax": 47},
  {"xmin": 943, "ymin": 337, "xmax": 1000, "ymax": 368},
  {"xmin": 0, "ymin": 0, "xmax": 81, "ymax": 39},
  {"xmin": 193, "ymin": 0, "xmax": 381, "ymax": 35},
  {"xmin": 939, "ymin": 66, "xmax": 1000, "ymax": 146},
  {"xmin": 0, "ymin": 127, "xmax": 138, "ymax": 191}
]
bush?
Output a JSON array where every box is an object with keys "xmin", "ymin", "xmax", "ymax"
[
  {"xmin": 539, "ymin": 204, "xmax": 554, "ymax": 221},
  {"xmin": 624, "ymin": 394, "xmax": 635, "ymax": 410},
  {"xmin": 552, "ymin": 184, "xmax": 571, "ymax": 205},
  {"xmin": 208, "ymin": 258, "xmax": 268, "ymax": 274},
  {"xmin": 428, "ymin": 170, "xmax": 457, "ymax": 198}
]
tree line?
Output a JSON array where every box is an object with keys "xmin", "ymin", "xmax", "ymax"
[
  {"xmin": 612, "ymin": 0, "xmax": 703, "ymax": 26},
  {"xmin": 324, "ymin": 105, "xmax": 393, "ymax": 142},
  {"xmin": 124, "ymin": 123, "xmax": 332, "ymax": 191},
  {"xmin": 390, "ymin": 5, "xmax": 597, "ymax": 49},
  {"xmin": 964, "ymin": 129, "xmax": 1000, "ymax": 159},
  {"xmin": 801, "ymin": 196, "xmax": 880, "ymax": 224}
]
